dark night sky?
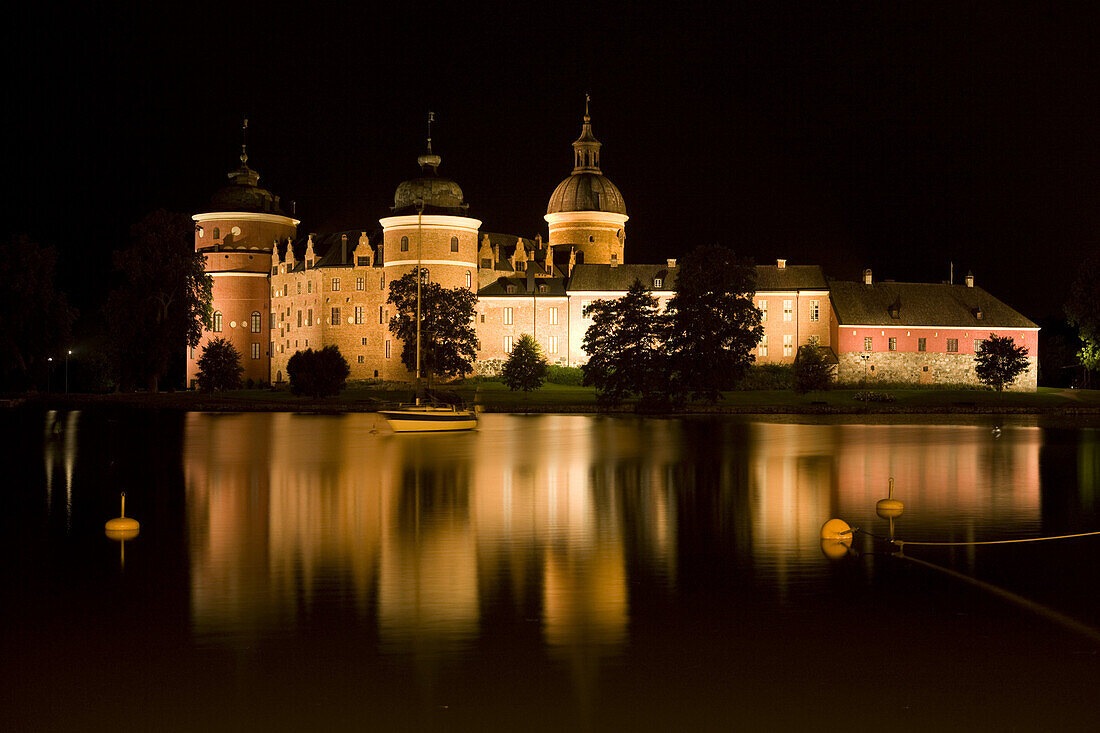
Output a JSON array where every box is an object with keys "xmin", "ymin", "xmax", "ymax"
[{"xmin": 7, "ymin": 2, "xmax": 1099, "ymax": 320}]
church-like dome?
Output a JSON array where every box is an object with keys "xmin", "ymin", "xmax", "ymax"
[
  {"xmin": 547, "ymin": 173, "xmax": 626, "ymax": 215},
  {"xmin": 393, "ymin": 151, "xmax": 469, "ymax": 215},
  {"xmin": 546, "ymin": 104, "xmax": 626, "ymax": 215},
  {"xmin": 210, "ymin": 160, "xmax": 285, "ymax": 214}
]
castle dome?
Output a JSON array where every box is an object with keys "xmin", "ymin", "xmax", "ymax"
[
  {"xmin": 393, "ymin": 148, "xmax": 469, "ymax": 216},
  {"xmin": 210, "ymin": 162, "xmax": 285, "ymax": 214},
  {"xmin": 546, "ymin": 101, "xmax": 626, "ymax": 215}
]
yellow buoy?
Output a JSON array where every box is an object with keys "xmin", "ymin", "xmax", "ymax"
[
  {"xmin": 820, "ymin": 518, "xmax": 853, "ymax": 540},
  {"xmin": 876, "ymin": 478, "xmax": 904, "ymax": 519},
  {"xmin": 105, "ymin": 492, "xmax": 140, "ymax": 535}
]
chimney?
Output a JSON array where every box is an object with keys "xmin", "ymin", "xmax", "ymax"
[
  {"xmin": 965, "ymin": 271, "xmax": 974, "ymax": 288},
  {"xmin": 667, "ymin": 258, "xmax": 677, "ymax": 268},
  {"xmin": 776, "ymin": 258, "xmax": 787, "ymax": 269},
  {"xmin": 863, "ymin": 268, "xmax": 873, "ymax": 285},
  {"xmin": 341, "ymin": 234, "xmax": 348, "ymax": 264}
]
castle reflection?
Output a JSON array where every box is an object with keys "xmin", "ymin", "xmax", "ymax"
[{"xmin": 182, "ymin": 414, "xmax": 1041, "ymax": 652}]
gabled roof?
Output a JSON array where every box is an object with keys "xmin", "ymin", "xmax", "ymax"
[
  {"xmin": 277, "ymin": 229, "xmax": 381, "ymax": 272},
  {"xmin": 478, "ymin": 276, "xmax": 569, "ymax": 296},
  {"xmin": 828, "ymin": 280, "xmax": 1038, "ymax": 329},
  {"xmin": 754, "ymin": 264, "xmax": 828, "ymax": 290},
  {"xmin": 567, "ymin": 264, "xmax": 677, "ymax": 292}
]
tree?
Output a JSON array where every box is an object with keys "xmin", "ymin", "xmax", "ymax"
[
  {"xmin": 975, "ymin": 333, "xmax": 1030, "ymax": 391},
  {"xmin": 1065, "ymin": 252, "xmax": 1100, "ymax": 381},
  {"xmin": 287, "ymin": 345, "xmax": 350, "ymax": 398},
  {"xmin": 0, "ymin": 235, "xmax": 76, "ymax": 392},
  {"xmin": 581, "ymin": 279, "xmax": 666, "ymax": 406},
  {"xmin": 501, "ymin": 334, "xmax": 548, "ymax": 393},
  {"xmin": 792, "ymin": 344, "xmax": 834, "ymax": 393},
  {"xmin": 107, "ymin": 210, "xmax": 212, "ymax": 391},
  {"xmin": 665, "ymin": 245, "xmax": 763, "ymax": 402},
  {"xmin": 387, "ymin": 269, "xmax": 477, "ymax": 388},
  {"xmin": 196, "ymin": 338, "xmax": 243, "ymax": 392}
]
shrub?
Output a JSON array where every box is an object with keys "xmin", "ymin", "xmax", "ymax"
[
  {"xmin": 853, "ymin": 390, "xmax": 896, "ymax": 403},
  {"xmin": 793, "ymin": 345, "xmax": 834, "ymax": 394},
  {"xmin": 735, "ymin": 363, "xmax": 793, "ymax": 391},
  {"xmin": 545, "ymin": 365, "xmax": 584, "ymax": 386},
  {"xmin": 502, "ymin": 334, "xmax": 549, "ymax": 392},
  {"xmin": 287, "ymin": 345, "xmax": 350, "ymax": 398},
  {"xmin": 196, "ymin": 338, "xmax": 243, "ymax": 392}
]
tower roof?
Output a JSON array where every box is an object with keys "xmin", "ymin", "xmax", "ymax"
[
  {"xmin": 547, "ymin": 97, "xmax": 626, "ymax": 215},
  {"xmin": 393, "ymin": 113, "xmax": 469, "ymax": 215},
  {"xmin": 207, "ymin": 120, "xmax": 286, "ymax": 215}
]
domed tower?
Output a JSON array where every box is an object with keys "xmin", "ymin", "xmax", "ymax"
[
  {"xmin": 379, "ymin": 121, "xmax": 481, "ymax": 382},
  {"xmin": 545, "ymin": 98, "xmax": 629, "ymax": 265},
  {"xmin": 188, "ymin": 122, "xmax": 299, "ymax": 387}
]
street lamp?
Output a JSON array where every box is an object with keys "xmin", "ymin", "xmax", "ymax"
[
  {"xmin": 65, "ymin": 349, "xmax": 72, "ymax": 394},
  {"xmin": 47, "ymin": 357, "xmax": 53, "ymax": 393}
]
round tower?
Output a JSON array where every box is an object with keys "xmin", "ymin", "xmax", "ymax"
[
  {"xmin": 379, "ymin": 137, "xmax": 481, "ymax": 382},
  {"xmin": 545, "ymin": 98, "xmax": 629, "ymax": 265},
  {"xmin": 188, "ymin": 125, "xmax": 299, "ymax": 387}
]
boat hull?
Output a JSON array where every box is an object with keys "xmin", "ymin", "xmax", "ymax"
[{"xmin": 380, "ymin": 409, "xmax": 478, "ymax": 433}]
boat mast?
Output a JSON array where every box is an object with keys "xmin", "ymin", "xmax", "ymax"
[{"xmin": 415, "ymin": 197, "xmax": 423, "ymax": 403}]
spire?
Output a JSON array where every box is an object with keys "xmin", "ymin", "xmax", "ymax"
[
  {"xmin": 240, "ymin": 117, "xmax": 248, "ymax": 166},
  {"xmin": 418, "ymin": 110, "xmax": 442, "ymax": 173},
  {"xmin": 227, "ymin": 117, "xmax": 260, "ymax": 186},
  {"xmin": 571, "ymin": 94, "xmax": 602, "ymax": 174}
]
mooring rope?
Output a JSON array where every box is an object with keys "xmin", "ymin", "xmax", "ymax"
[{"xmin": 852, "ymin": 527, "xmax": 1100, "ymax": 548}]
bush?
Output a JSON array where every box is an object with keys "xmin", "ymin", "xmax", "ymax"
[
  {"xmin": 196, "ymin": 338, "xmax": 243, "ymax": 392},
  {"xmin": 853, "ymin": 390, "xmax": 896, "ymax": 403},
  {"xmin": 792, "ymin": 345, "xmax": 834, "ymax": 394},
  {"xmin": 502, "ymin": 334, "xmax": 548, "ymax": 392},
  {"xmin": 545, "ymin": 365, "xmax": 584, "ymax": 386},
  {"xmin": 287, "ymin": 345, "xmax": 350, "ymax": 398},
  {"xmin": 735, "ymin": 363, "xmax": 793, "ymax": 391}
]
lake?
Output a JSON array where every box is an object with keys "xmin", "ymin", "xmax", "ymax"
[{"xmin": 3, "ymin": 410, "xmax": 1099, "ymax": 731}]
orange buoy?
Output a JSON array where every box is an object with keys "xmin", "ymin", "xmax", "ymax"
[
  {"xmin": 105, "ymin": 492, "xmax": 140, "ymax": 537},
  {"xmin": 876, "ymin": 478, "xmax": 904, "ymax": 519}
]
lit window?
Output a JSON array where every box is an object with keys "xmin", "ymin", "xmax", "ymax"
[
  {"xmin": 357, "ymin": 256, "xmax": 369, "ymax": 266},
  {"xmin": 357, "ymin": 355, "xmax": 364, "ymax": 364},
  {"xmin": 810, "ymin": 300, "xmax": 820, "ymax": 322},
  {"xmin": 331, "ymin": 307, "xmax": 340, "ymax": 325},
  {"xmin": 451, "ymin": 236, "xmax": 459, "ymax": 253},
  {"xmin": 251, "ymin": 343, "xmax": 260, "ymax": 360},
  {"xmin": 974, "ymin": 339, "xmax": 984, "ymax": 353},
  {"xmin": 307, "ymin": 280, "xmax": 312, "ymax": 293},
  {"xmin": 759, "ymin": 335, "xmax": 768, "ymax": 357},
  {"xmin": 420, "ymin": 268, "xmax": 430, "ymax": 284},
  {"xmin": 549, "ymin": 307, "xmax": 558, "ymax": 325},
  {"xmin": 864, "ymin": 337, "xmax": 873, "ymax": 351},
  {"xmin": 918, "ymin": 338, "xmax": 926, "ymax": 352},
  {"xmin": 549, "ymin": 336, "xmax": 558, "ymax": 354},
  {"xmin": 783, "ymin": 334, "xmax": 793, "ymax": 357},
  {"xmin": 332, "ymin": 278, "xmax": 340, "ymax": 291},
  {"xmin": 251, "ymin": 311, "xmax": 261, "ymax": 333},
  {"xmin": 380, "ymin": 273, "xmax": 385, "ymax": 290},
  {"xmin": 270, "ymin": 312, "xmax": 275, "ymax": 329},
  {"xmin": 947, "ymin": 338, "xmax": 959, "ymax": 352},
  {"xmin": 401, "ymin": 236, "xmax": 409, "ymax": 252},
  {"xmin": 354, "ymin": 306, "xmax": 364, "ymax": 324},
  {"xmin": 504, "ymin": 307, "xmax": 513, "ymax": 325},
  {"xmin": 889, "ymin": 337, "xmax": 897, "ymax": 351},
  {"xmin": 466, "ymin": 271, "xmax": 472, "ymax": 288},
  {"xmin": 480, "ymin": 314, "xmax": 485, "ymax": 323},
  {"xmin": 385, "ymin": 340, "xmax": 391, "ymax": 358},
  {"xmin": 213, "ymin": 311, "xmax": 223, "ymax": 333},
  {"xmin": 538, "ymin": 284, "xmax": 547, "ymax": 293},
  {"xmin": 297, "ymin": 282, "xmax": 301, "ymax": 294},
  {"xmin": 504, "ymin": 335, "xmax": 514, "ymax": 353},
  {"xmin": 654, "ymin": 277, "xmax": 662, "ymax": 288},
  {"xmin": 356, "ymin": 277, "xmax": 364, "ymax": 291},
  {"xmin": 783, "ymin": 300, "xmax": 793, "ymax": 322},
  {"xmin": 506, "ymin": 285, "xmax": 516, "ymax": 294}
]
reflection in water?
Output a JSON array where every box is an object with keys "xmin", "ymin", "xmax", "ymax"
[
  {"xmin": 43, "ymin": 410, "xmax": 80, "ymax": 532},
  {"xmin": 181, "ymin": 414, "xmax": 1044, "ymax": 701}
]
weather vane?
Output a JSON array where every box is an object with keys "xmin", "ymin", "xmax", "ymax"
[
  {"xmin": 427, "ymin": 111, "xmax": 435, "ymax": 152},
  {"xmin": 241, "ymin": 117, "xmax": 249, "ymax": 164}
]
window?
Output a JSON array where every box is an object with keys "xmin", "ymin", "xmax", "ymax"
[
  {"xmin": 357, "ymin": 355, "xmax": 364, "ymax": 364},
  {"xmin": 480, "ymin": 314, "xmax": 485, "ymax": 323},
  {"xmin": 379, "ymin": 306, "xmax": 384, "ymax": 324},
  {"xmin": 759, "ymin": 335, "xmax": 768, "ymax": 357},
  {"xmin": 251, "ymin": 311, "xmax": 261, "ymax": 333},
  {"xmin": 356, "ymin": 277, "xmax": 364, "ymax": 291},
  {"xmin": 270, "ymin": 312, "xmax": 275, "ymax": 330},
  {"xmin": 283, "ymin": 285, "xmax": 288, "ymax": 296},
  {"xmin": 189, "ymin": 347, "xmax": 195, "ymax": 360},
  {"xmin": 549, "ymin": 307, "xmax": 558, "ymax": 325},
  {"xmin": 331, "ymin": 307, "xmax": 341, "ymax": 325},
  {"xmin": 974, "ymin": 339, "xmax": 984, "ymax": 353},
  {"xmin": 504, "ymin": 335, "xmax": 514, "ymax": 353},
  {"xmin": 783, "ymin": 300, "xmax": 793, "ymax": 322},
  {"xmin": 451, "ymin": 236, "xmax": 459, "ymax": 252},
  {"xmin": 251, "ymin": 343, "xmax": 260, "ymax": 360},
  {"xmin": 354, "ymin": 306, "xmax": 364, "ymax": 324},
  {"xmin": 332, "ymin": 278, "xmax": 340, "ymax": 291},
  {"xmin": 270, "ymin": 341, "xmax": 274, "ymax": 356},
  {"xmin": 297, "ymin": 311, "xmax": 302, "ymax": 328},
  {"xmin": 504, "ymin": 307, "xmax": 513, "ymax": 325},
  {"xmin": 272, "ymin": 267, "xmax": 278, "ymax": 276},
  {"xmin": 760, "ymin": 300, "xmax": 767, "ymax": 321},
  {"xmin": 549, "ymin": 336, "xmax": 558, "ymax": 354},
  {"xmin": 808, "ymin": 335, "xmax": 820, "ymax": 347},
  {"xmin": 401, "ymin": 236, "xmax": 409, "ymax": 252},
  {"xmin": 783, "ymin": 334, "xmax": 793, "ymax": 357},
  {"xmin": 357, "ymin": 256, "xmax": 369, "ymax": 266},
  {"xmin": 420, "ymin": 268, "xmax": 429, "ymax": 284},
  {"xmin": 465, "ymin": 271, "xmax": 472, "ymax": 288},
  {"xmin": 307, "ymin": 309, "xmax": 313, "ymax": 326},
  {"xmin": 918, "ymin": 338, "xmax": 926, "ymax": 352},
  {"xmin": 297, "ymin": 282, "xmax": 301, "ymax": 294},
  {"xmin": 385, "ymin": 340, "xmax": 391, "ymax": 358},
  {"xmin": 864, "ymin": 337, "xmax": 873, "ymax": 351},
  {"xmin": 810, "ymin": 300, "xmax": 820, "ymax": 322},
  {"xmin": 213, "ymin": 311, "xmax": 223, "ymax": 332},
  {"xmin": 654, "ymin": 277, "xmax": 663, "ymax": 288},
  {"xmin": 947, "ymin": 338, "xmax": 959, "ymax": 352},
  {"xmin": 538, "ymin": 284, "xmax": 547, "ymax": 293},
  {"xmin": 889, "ymin": 337, "xmax": 897, "ymax": 351},
  {"xmin": 380, "ymin": 273, "xmax": 385, "ymax": 290},
  {"xmin": 213, "ymin": 227, "xmax": 220, "ymax": 240},
  {"xmin": 307, "ymin": 280, "xmax": 312, "ymax": 293}
]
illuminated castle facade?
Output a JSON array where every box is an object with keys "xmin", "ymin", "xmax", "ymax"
[{"xmin": 186, "ymin": 109, "xmax": 1038, "ymax": 391}]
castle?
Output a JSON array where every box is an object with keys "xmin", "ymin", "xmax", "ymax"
[{"xmin": 186, "ymin": 107, "xmax": 1039, "ymax": 391}]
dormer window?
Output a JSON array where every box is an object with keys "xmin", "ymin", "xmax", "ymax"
[
  {"xmin": 889, "ymin": 307, "xmax": 900, "ymax": 319},
  {"xmin": 538, "ymin": 284, "xmax": 547, "ymax": 293},
  {"xmin": 506, "ymin": 284, "xmax": 516, "ymax": 294},
  {"xmin": 654, "ymin": 277, "xmax": 663, "ymax": 288}
]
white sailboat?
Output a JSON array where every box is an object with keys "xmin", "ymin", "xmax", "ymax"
[{"xmin": 382, "ymin": 124, "xmax": 477, "ymax": 433}]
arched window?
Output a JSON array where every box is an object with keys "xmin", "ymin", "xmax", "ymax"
[
  {"xmin": 450, "ymin": 236, "xmax": 459, "ymax": 253},
  {"xmin": 251, "ymin": 311, "xmax": 261, "ymax": 333},
  {"xmin": 401, "ymin": 236, "xmax": 409, "ymax": 252},
  {"xmin": 213, "ymin": 311, "xmax": 223, "ymax": 332},
  {"xmin": 465, "ymin": 271, "xmax": 472, "ymax": 288},
  {"xmin": 420, "ymin": 267, "xmax": 430, "ymax": 284},
  {"xmin": 213, "ymin": 227, "xmax": 220, "ymax": 240}
]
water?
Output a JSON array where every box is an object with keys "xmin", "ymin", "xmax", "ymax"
[{"xmin": 3, "ymin": 410, "xmax": 1099, "ymax": 731}]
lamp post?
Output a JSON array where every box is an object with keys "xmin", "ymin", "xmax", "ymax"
[
  {"xmin": 47, "ymin": 357, "xmax": 53, "ymax": 393},
  {"xmin": 65, "ymin": 349, "xmax": 72, "ymax": 394}
]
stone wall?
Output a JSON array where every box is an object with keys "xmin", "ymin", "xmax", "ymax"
[{"xmin": 837, "ymin": 351, "xmax": 1037, "ymax": 391}]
